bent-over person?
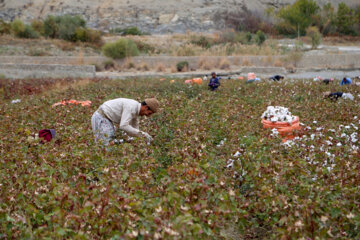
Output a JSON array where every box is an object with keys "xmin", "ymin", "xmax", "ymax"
[{"xmin": 91, "ymin": 98, "xmax": 159, "ymax": 146}]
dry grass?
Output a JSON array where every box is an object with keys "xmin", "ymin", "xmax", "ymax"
[
  {"xmin": 54, "ymin": 40, "xmax": 76, "ymax": 51},
  {"xmin": 197, "ymin": 57, "xmax": 216, "ymax": 70},
  {"xmin": 123, "ymin": 58, "xmax": 136, "ymax": 69},
  {"xmin": 273, "ymin": 59, "xmax": 283, "ymax": 67},
  {"xmin": 155, "ymin": 63, "xmax": 166, "ymax": 72},
  {"xmin": 137, "ymin": 62, "xmax": 150, "ymax": 71},
  {"xmin": 219, "ymin": 57, "xmax": 231, "ymax": 70},
  {"xmin": 170, "ymin": 65, "xmax": 178, "ymax": 73},
  {"xmin": 76, "ymin": 51, "xmax": 84, "ymax": 65},
  {"xmin": 52, "ymin": 78, "xmax": 92, "ymax": 92},
  {"xmin": 241, "ymin": 58, "xmax": 252, "ymax": 66}
]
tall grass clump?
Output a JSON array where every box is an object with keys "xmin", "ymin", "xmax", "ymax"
[{"xmin": 102, "ymin": 39, "xmax": 139, "ymax": 59}]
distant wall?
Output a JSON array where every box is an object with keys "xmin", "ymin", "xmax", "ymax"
[
  {"xmin": 0, "ymin": 54, "xmax": 358, "ymax": 72},
  {"xmin": 0, "ymin": 56, "xmax": 108, "ymax": 66},
  {"xmin": 0, "ymin": 64, "xmax": 96, "ymax": 79}
]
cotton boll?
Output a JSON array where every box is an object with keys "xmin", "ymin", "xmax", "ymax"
[
  {"xmin": 326, "ymin": 140, "xmax": 333, "ymax": 146},
  {"xmin": 233, "ymin": 151, "xmax": 241, "ymax": 157}
]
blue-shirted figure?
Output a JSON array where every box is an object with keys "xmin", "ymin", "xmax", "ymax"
[
  {"xmin": 208, "ymin": 72, "xmax": 220, "ymax": 91},
  {"xmin": 340, "ymin": 77, "xmax": 352, "ymax": 86}
]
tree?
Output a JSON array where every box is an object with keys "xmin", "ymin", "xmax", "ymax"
[
  {"xmin": 336, "ymin": 3, "xmax": 357, "ymax": 35},
  {"xmin": 277, "ymin": 0, "xmax": 319, "ymax": 36},
  {"xmin": 319, "ymin": 3, "xmax": 336, "ymax": 35},
  {"xmin": 306, "ymin": 26, "xmax": 322, "ymax": 49}
]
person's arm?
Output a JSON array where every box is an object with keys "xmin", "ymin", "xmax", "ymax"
[
  {"xmin": 119, "ymin": 110, "xmax": 142, "ymax": 137},
  {"xmin": 340, "ymin": 79, "xmax": 344, "ymax": 86}
]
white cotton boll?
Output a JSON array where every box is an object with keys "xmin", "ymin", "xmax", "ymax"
[
  {"xmin": 351, "ymin": 124, "xmax": 358, "ymax": 130},
  {"xmin": 341, "ymin": 133, "xmax": 347, "ymax": 138},
  {"xmin": 283, "ymin": 140, "xmax": 295, "ymax": 148},
  {"xmin": 326, "ymin": 140, "xmax": 332, "ymax": 146},
  {"xmin": 271, "ymin": 128, "xmax": 279, "ymax": 137},
  {"xmin": 337, "ymin": 142, "xmax": 342, "ymax": 147},
  {"xmin": 350, "ymin": 133, "xmax": 358, "ymax": 143},
  {"xmin": 226, "ymin": 159, "xmax": 234, "ymax": 168},
  {"xmin": 316, "ymin": 127, "xmax": 323, "ymax": 131},
  {"xmin": 233, "ymin": 151, "xmax": 241, "ymax": 157},
  {"xmin": 311, "ymin": 134, "xmax": 315, "ymax": 140},
  {"xmin": 354, "ymin": 116, "xmax": 358, "ymax": 120},
  {"xmin": 329, "ymin": 129, "xmax": 336, "ymax": 132},
  {"xmin": 313, "ymin": 121, "xmax": 317, "ymax": 124},
  {"xmin": 345, "ymin": 126, "xmax": 351, "ymax": 129},
  {"xmin": 11, "ymin": 99, "xmax": 21, "ymax": 104}
]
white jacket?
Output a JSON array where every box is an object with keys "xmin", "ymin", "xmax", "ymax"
[{"xmin": 99, "ymin": 98, "xmax": 142, "ymax": 137}]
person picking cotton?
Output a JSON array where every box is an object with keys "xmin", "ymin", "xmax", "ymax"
[
  {"xmin": 323, "ymin": 91, "xmax": 354, "ymax": 101},
  {"xmin": 91, "ymin": 98, "xmax": 159, "ymax": 146}
]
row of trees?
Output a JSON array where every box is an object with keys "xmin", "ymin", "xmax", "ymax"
[
  {"xmin": 225, "ymin": 0, "xmax": 359, "ymax": 37},
  {"xmin": 273, "ymin": 0, "xmax": 360, "ymax": 36},
  {"xmin": 0, "ymin": 15, "xmax": 102, "ymax": 44}
]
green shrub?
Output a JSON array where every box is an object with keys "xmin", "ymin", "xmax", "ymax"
[
  {"xmin": 44, "ymin": 15, "xmax": 86, "ymax": 41},
  {"xmin": 10, "ymin": 19, "xmax": 39, "ymax": 38},
  {"xmin": 176, "ymin": 61, "xmax": 189, "ymax": 72},
  {"xmin": 31, "ymin": 20, "xmax": 44, "ymax": 35},
  {"xmin": 190, "ymin": 35, "xmax": 212, "ymax": 49},
  {"xmin": 102, "ymin": 39, "xmax": 139, "ymax": 59},
  {"xmin": 306, "ymin": 26, "xmax": 322, "ymax": 49},
  {"xmin": 21, "ymin": 25, "xmax": 40, "ymax": 39},
  {"xmin": 134, "ymin": 40, "xmax": 156, "ymax": 53},
  {"xmin": 110, "ymin": 27, "xmax": 143, "ymax": 36},
  {"xmin": 245, "ymin": 32, "xmax": 253, "ymax": 43},
  {"xmin": 84, "ymin": 29, "xmax": 102, "ymax": 45},
  {"xmin": 0, "ymin": 20, "xmax": 11, "ymax": 35},
  {"xmin": 255, "ymin": 30, "xmax": 266, "ymax": 47},
  {"xmin": 11, "ymin": 19, "xmax": 25, "ymax": 37},
  {"xmin": 43, "ymin": 16, "xmax": 58, "ymax": 38},
  {"xmin": 74, "ymin": 28, "xmax": 102, "ymax": 44}
]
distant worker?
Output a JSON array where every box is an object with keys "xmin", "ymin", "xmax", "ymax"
[
  {"xmin": 269, "ymin": 75, "xmax": 284, "ymax": 81},
  {"xmin": 323, "ymin": 91, "xmax": 354, "ymax": 101},
  {"xmin": 322, "ymin": 78, "xmax": 334, "ymax": 85},
  {"xmin": 91, "ymin": 98, "xmax": 159, "ymax": 146},
  {"xmin": 340, "ymin": 77, "xmax": 352, "ymax": 86},
  {"xmin": 208, "ymin": 72, "xmax": 220, "ymax": 91}
]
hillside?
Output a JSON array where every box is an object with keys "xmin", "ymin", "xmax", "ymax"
[{"xmin": 0, "ymin": 0, "xmax": 359, "ymax": 33}]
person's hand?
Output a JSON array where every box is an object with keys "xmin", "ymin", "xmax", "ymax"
[{"xmin": 141, "ymin": 131, "xmax": 153, "ymax": 143}]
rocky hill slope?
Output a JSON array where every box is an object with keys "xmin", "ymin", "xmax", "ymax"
[{"xmin": 0, "ymin": 0, "xmax": 358, "ymax": 33}]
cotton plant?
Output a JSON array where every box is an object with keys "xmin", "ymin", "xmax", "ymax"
[{"xmin": 261, "ymin": 106, "xmax": 296, "ymax": 124}]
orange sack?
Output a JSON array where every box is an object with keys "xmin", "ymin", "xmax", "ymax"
[
  {"xmin": 262, "ymin": 116, "xmax": 301, "ymax": 142},
  {"xmin": 52, "ymin": 100, "xmax": 92, "ymax": 108},
  {"xmin": 192, "ymin": 78, "xmax": 203, "ymax": 85}
]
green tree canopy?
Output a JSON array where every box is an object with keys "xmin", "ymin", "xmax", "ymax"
[
  {"xmin": 336, "ymin": 3, "xmax": 357, "ymax": 35},
  {"xmin": 277, "ymin": 0, "xmax": 319, "ymax": 36}
]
